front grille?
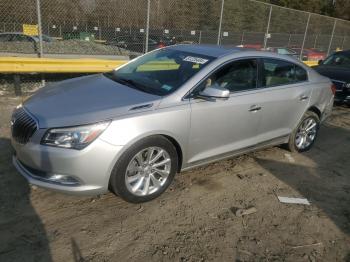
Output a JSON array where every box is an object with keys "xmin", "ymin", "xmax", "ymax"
[{"xmin": 11, "ymin": 107, "xmax": 38, "ymax": 144}]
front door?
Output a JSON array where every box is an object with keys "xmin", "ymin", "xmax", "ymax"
[{"xmin": 187, "ymin": 58, "xmax": 263, "ymax": 165}]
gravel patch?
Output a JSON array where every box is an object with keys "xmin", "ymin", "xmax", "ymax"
[{"xmin": 0, "ymin": 40, "xmax": 130, "ymax": 56}]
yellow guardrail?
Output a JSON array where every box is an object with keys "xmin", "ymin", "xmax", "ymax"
[
  {"xmin": 0, "ymin": 57, "xmax": 128, "ymax": 73},
  {"xmin": 0, "ymin": 56, "xmax": 319, "ymax": 74},
  {"xmin": 303, "ymin": 61, "xmax": 318, "ymax": 67}
]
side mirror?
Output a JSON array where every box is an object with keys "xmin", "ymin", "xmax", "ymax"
[
  {"xmin": 318, "ymin": 59, "xmax": 323, "ymax": 65},
  {"xmin": 198, "ymin": 84, "xmax": 230, "ymax": 101}
]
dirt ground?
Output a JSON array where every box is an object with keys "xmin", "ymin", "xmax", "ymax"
[{"xmin": 0, "ymin": 95, "xmax": 349, "ymax": 262}]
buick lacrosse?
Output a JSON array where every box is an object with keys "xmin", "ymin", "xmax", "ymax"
[{"xmin": 12, "ymin": 45, "xmax": 334, "ymax": 202}]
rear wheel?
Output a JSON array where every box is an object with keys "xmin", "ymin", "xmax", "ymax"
[
  {"xmin": 286, "ymin": 111, "xmax": 320, "ymax": 152},
  {"xmin": 110, "ymin": 136, "xmax": 178, "ymax": 203}
]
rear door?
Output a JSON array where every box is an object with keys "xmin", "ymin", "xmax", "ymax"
[{"xmin": 256, "ymin": 58, "xmax": 311, "ymax": 141}]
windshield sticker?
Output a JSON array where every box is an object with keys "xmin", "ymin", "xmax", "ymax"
[
  {"xmin": 183, "ymin": 56, "xmax": 208, "ymax": 64},
  {"xmin": 161, "ymin": 84, "xmax": 173, "ymax": 91}
]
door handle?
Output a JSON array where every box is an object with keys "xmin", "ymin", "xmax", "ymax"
[
  {"xmin": 299, "ymin": 95, "xmax": 309, "ymax": 101},
  {"xmin": 249, "ymin": 105, "xmax": 262, "ymax": 112}
]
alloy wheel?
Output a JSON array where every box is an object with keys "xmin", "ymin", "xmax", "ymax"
[
  {"xmin": 295, "ymin": 117, "xmax": 317, "ymax": 150},
  {"xmin": 125, "ymin": 147, "xmax": 171, "ymax": 196}
]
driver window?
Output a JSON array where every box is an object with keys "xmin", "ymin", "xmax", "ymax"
[{"xmin": 201, "ymin": 59, "xmax": 258, "ymax": 93}]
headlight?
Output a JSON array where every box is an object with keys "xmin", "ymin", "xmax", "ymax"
[
  {"xmin": 41, "ymin": 121, "xmax": 110, "ymax": 149},
  {"xmin": 346, "ymin": 83, "xmax": 350, "ymax": 89}
]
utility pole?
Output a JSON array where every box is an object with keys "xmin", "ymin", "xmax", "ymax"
[
  {"xmin": 36, "ymin": 0, "xmax": 44, "ymax": 57},
  {"xmin": 145, "ymin": 0, "xmax": 151, "ymax": 53},
  {"xmin": 217, "ymin": 0, "xmax": 225, "ymax": 45}
]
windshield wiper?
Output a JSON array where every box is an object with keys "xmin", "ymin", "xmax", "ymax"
[
  {"xmin": 104, "ymin": 72, "xmax": 164, "ymax": 96},
  {"xmin": 114, "ymin": 77, "xmax": 152, "ymax": 93}
]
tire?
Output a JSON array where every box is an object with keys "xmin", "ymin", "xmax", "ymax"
[
  {"xmin": 286, "ymin": 111, "xmax": 320, "ymax": 153},
  {"xmin": 109, "ymin": 135, "xmax": 178, "ymax": 203}
]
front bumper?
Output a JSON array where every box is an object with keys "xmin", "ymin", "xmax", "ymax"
[{"xmin": 12, "ymin": 137, "xmax": 123, "ymax": 196}]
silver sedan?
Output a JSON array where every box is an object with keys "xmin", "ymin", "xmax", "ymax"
[{"xmin": 11, "ymin": 45, "xmax": 335, "ymax": 203}]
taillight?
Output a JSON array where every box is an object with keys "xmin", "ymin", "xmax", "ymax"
[
  {"xmin": 331, "ymin": 84, "xmax": 336, "ymax": 95},
  {"xmin": 158, "ymin": 42, "xmax": 165, "ymax": 48}
]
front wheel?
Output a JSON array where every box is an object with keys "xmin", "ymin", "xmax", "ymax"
[
  {"xmin": 110, "ymin": 136, "xmax": 178, "ymax": 203},
  {"xmin": 286, "ymin": 111, "xmax": 320, "ymax": 152}
]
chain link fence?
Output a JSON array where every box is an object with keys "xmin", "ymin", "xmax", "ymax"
[
  {"xmin": 1, "ymin": 0, "xmax": 349, "ymax": 96},
  {"xmin": 0, "ymin": 0, "xmax": 349, "ymax": 59}
]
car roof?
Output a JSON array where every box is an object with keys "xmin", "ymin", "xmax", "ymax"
[
  {"xmin": 168, "ymin": 44, "xmax": 245, "ymax": 58},
  {"xmin": 167, "ymin": 44, "xmax": 309, "ymax": 66}
]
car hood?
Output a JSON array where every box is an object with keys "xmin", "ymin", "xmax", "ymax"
[
  {"xmin": 24, "ymin": 74, "xmax": 161, "ymax": 128},
  {"xmin": 313, "ymin": 65, "xmax": 350, "ymax": 82}
]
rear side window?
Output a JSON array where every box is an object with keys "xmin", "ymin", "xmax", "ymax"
[{"xmin": 262, "ymin": 59, "xmax": 308, "ymax": 87}]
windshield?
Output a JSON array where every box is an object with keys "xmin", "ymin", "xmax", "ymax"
[
  {"xmin": 104, "ymin": 48, "xmax": 215, "ymax": 96},
  {"xmin": 323, "ymin": 53, "xmax": 350, "ymax": 68}
]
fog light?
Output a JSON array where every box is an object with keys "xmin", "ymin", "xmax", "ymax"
[{"xmin": 47, "ymin": 174, "xmax": 80, "ymax": 185}]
